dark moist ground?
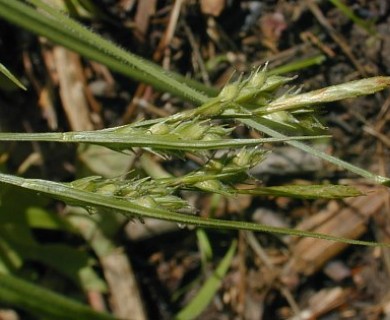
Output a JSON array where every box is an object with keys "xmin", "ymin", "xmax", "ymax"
[{"xmin": 0, "ymin": 1, "xmax": 389, "ymax": 319}]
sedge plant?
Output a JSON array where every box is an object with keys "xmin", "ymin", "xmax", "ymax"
[{"xmin": 0, "ymin": 1, "xmax": 389, "ymax": 319}]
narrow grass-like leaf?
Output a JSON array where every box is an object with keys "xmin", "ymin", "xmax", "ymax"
[
  {"xmin": 237, "ymin": 184, "xmax": 363, "ymax": 199},
  {"xmin": 0, "ymin": 0, "xmax": 206, "ymax": 103},
  {"xmin": 6, "ymin": 239, "xmax": 107, "ymax": 291},
  {"xmin": 0, "ymin": 1, "xmax": 388, "ymax": 185},
  {"xmin": 0, "ymin": 273, "xmax": 115, "ymax": 320},
  {"xmin": 0, "ymin": 187, "xmax": 105, "ymax": 291},
  {"xmin": 175, "ymin": 240, "xmax": 237, "ymax": 320},
  {"xmin": 243, "ymin": 118, "xmax": 390, "ymax": 186},
  {"xmin": 0, "ymin": 131, "xmax": 328, "ymax": 151},
  {"xmin": 329, "ymin": 0, "xmax": 376, "ymax": 35},
  {"xmin": 0, "ymin": 62, "xmax": 26, "ymax": 90},
  {"xmin": 0, "ymin": 173, "xmax": 388, "ymax": 247},
  {"xmin": 268, "ymin": 54, "xmax": 326, "ymax": 76},
  {"xmin": 197, "ymin": 229, "xmax": 213, "ymax": 263}
]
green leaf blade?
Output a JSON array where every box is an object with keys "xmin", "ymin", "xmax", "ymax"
[
  {"xmin": 175, "ymin": 240, "xmax": 237, "ymax": 320},
  {"xmin": 0, "ymin": 273, "xmax": 115, "ymax": 320},
  {"xmin": 0, "ymin": 173, "xmax": 388, "ymax": 248},
  {"xmin": 0, "ymin": 62, "xmax": 26, "ymax": 90},
  {"xmin": 238, "ymin": 184, "xmax": 364, "ymax": 199}
]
